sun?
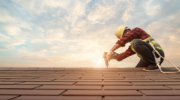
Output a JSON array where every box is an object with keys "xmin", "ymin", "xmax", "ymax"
[{"xmin": 95, "ymin": 59, "xmax": 103, "ymax": 65}]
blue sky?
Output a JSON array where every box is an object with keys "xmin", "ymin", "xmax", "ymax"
[{"xmin": 0, "ymin": 0, "xmax": 180, "ymax": 68}]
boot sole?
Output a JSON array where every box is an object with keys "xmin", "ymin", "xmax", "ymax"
[{"xmin": 144, "ymin": 69, "xmax": 159, "ymax": 71}]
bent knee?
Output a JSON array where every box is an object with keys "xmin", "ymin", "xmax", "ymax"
[{"xmin": 132, "ymin": 40, "xmax": 142, "ymax": 49}]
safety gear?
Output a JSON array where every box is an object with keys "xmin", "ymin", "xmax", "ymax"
[
  {"xmin": 148, "ymin": 39, "xmax": 180, "ymax": 73},
  {"xmin": 131, "ymin": 35, "xmax": 163, "ymax": 58},
  {"xmin": 115, "ymin": 26, "xmax": 126, "ymax": 39},
  {"xmin": 131, "ymin": 35, "xmax": 180, "ymax": 73}
]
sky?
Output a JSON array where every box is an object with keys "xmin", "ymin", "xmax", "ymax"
[{"xmin": 0, "ymin": 0, "xmax": 180, "ymax": 68}]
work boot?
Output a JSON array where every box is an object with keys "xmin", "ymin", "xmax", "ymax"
[{"xmin": 143, "ymin": 65, "xmax": 159, "ymax": 71}]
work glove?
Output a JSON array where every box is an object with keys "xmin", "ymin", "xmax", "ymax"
[
  {"xmin": 103, "ymin": 51, "xmax": 117, "ymax": 61},
  {"xmin": 103, "ymin": 52, "xmax": 108, "ymax": 58}
]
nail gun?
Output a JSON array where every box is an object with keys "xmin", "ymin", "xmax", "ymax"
[
  {"xmin": 104, "ymin": 54, "xmax": 109, "ymax": 68},
  {"xmin": 103, "ymin": 51, "xmax": 117, "ymax": 68}
]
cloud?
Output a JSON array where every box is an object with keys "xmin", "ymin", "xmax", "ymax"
[
  {"xmin": 0, "ymin": 12, "xmax": 16, "ymax": 23},
  {"xmin": 87, "ymin": 0, "xmax": 136, "ymax": 23},
  {"xmin": 0, "ymin": 33, "xmax": 10, "ymax": 42},
  {"xmin": 121, "ymin": 0, "xmax": 135, "ymax": 21},
  {"xmin": 45, "ymin": 29, "xmax": 64, "ymax": 40},
  {"xmin": 0, "ymin": 32, "xmax": 25, "ymax": 51},
  {"xmin": 122, "ymin": 10, "xmax": 132, "ymax": 22},
  {"xmin": 70, "ymin": 19, "xmax": 89, "ymax": 34},
  {"xmin": 0, "ymin": 7, "xmax": 32, "ymax": 30},
  {"xmin": 147, "ymin": 5, "xmax": 161, "ymax": 16},
  {"xmin": 143, "ymin": 0, "xmax": 162, "ymax": 16},
  {"xmin": 0, "ymin": 0, "xmax": 180, "ymax": 68},
  {"xmin": 87, "ymin": 3, "xmax": 116, "ymax": 24},
  {"xmin": 4, "ymin": 25, "xmax": 21, "ymax": 36},
  {"xmin": 169, "ymin": 35, "xmax": 176, "ymax": 41}
]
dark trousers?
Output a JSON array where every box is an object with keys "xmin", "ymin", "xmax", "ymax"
[{"xmin": 132, "ymin": 40, "xmax": 165, "ymax": 68}]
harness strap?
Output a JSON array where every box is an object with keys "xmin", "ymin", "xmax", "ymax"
[
  {"xmin": 145, "ymin": 38, "xmax": 154, "ymax": 42},
  {"xmin": 145, "ymin": 38, "xmax": 162, "ymax": 50},
  {"xmin": 148, "ymin": 40, "xmax": 180, "ymax": 73},
  {"xmin": 154, "ymin": 44, "xmax": 161, "ymax": 47}
]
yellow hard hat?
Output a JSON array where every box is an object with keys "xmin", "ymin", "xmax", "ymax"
[{"xmin": 115, "ymin": 26, "xmax": 126, "ymax": 39}]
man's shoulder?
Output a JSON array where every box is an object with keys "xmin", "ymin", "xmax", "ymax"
[{"xmin": 132, "ymin": 27, "xmax": 150, "ymax": 37}]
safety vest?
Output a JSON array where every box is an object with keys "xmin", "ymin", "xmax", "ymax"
[{"xmin": 131, "ymin": 35, "xmax": 163, "ymax": 58}]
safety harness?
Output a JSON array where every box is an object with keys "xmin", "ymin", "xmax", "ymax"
[
  {"xmin": 131, "ymin": 36, "xmax": 180, "ymax": 73},
  {"xmin": 148, "ymin": 39, "xmax": 180, "ymax": 73}
]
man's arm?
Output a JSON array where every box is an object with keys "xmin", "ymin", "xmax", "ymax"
[
  {"xmin": 110, "ymin": 44, "xmax": 121, "ymax": 52},
  {"xmin": 116, "ymin": 46, "xmax": 135, "ymax": 61}
]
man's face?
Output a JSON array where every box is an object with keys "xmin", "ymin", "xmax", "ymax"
[{"xmin": 123, "ymin": 30, "xmax": 130, "ymax": 37}]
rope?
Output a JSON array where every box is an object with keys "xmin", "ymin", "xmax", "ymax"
[{"xmin": 149, "ymin": 41, "xmax": 180, "ymax": 73}]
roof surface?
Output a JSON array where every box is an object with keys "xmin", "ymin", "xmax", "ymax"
[{"xmin": 0, "ymin": 67, "xmax": 180, "ymax": 100}]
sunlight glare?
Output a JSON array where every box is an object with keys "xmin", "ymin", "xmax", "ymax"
[{"xmin": 95, "ymin": 59, "xmax": 103, "ymax": 65}]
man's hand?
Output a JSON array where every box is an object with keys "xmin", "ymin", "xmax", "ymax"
[
  {"xmin": 106, "ymin": 44, "xmax": 120, "ymax": 61},
  {"xmin": 103, "ymin": 52, "xmax": 108, "ymax": 58},
  {"xmin": 103, "ymin": 51, "xmax": 116, "ymax": 61},
  {"xmin": 107, "ymin": 51, "xmax": 113, "ymax": 61}
]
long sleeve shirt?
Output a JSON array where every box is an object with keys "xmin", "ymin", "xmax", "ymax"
[{"xmin": 116, "ymin": 27, "xmax": 150, "ymax": 61}]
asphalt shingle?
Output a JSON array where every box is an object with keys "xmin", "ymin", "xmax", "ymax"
[{"xmin": 0, "ymin": 67, "xmax": 180, "ymax": 100}]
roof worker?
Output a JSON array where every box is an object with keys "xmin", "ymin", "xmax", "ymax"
[{"xmin": 104, "ymin": 26, "xmax": 165, "ymax": 71}]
